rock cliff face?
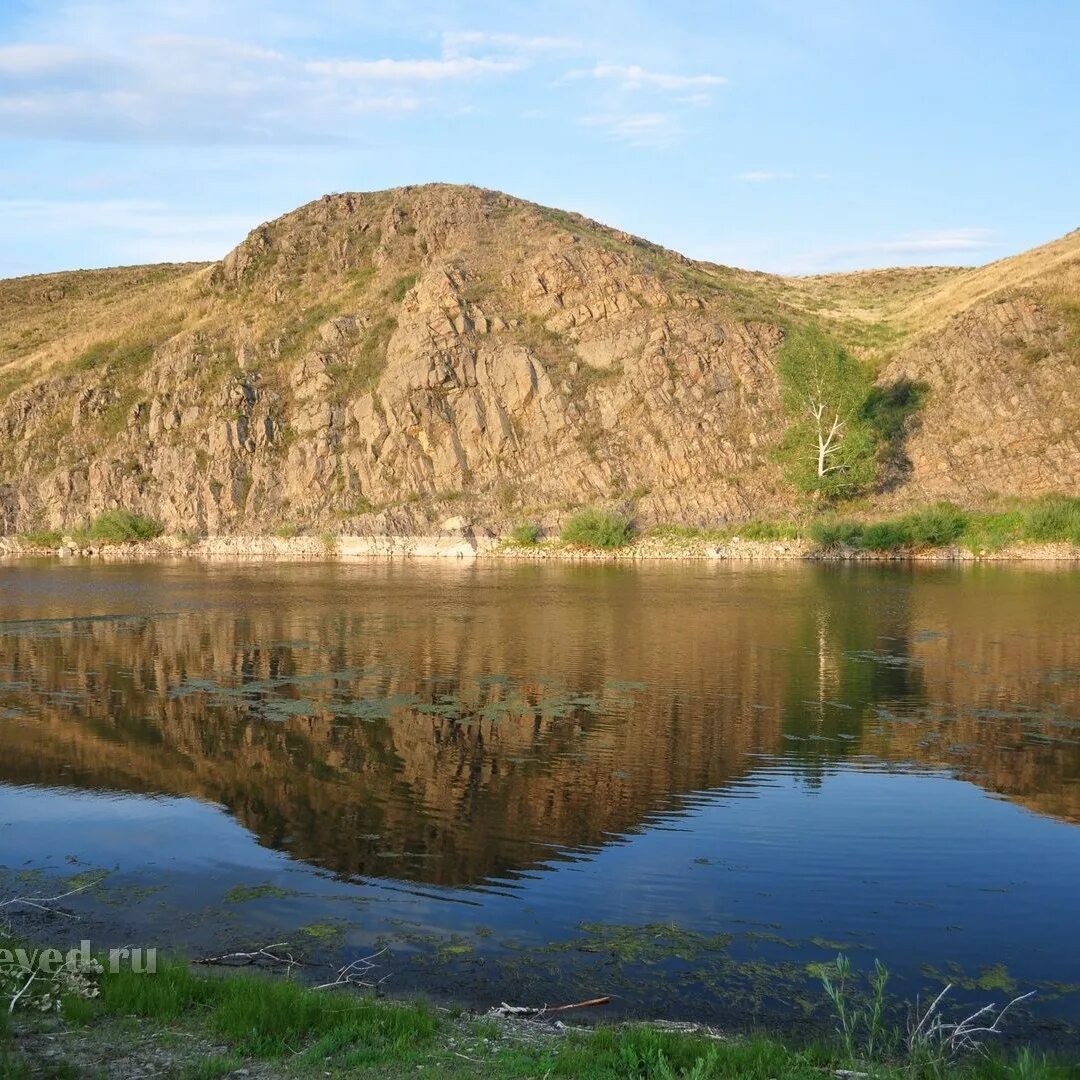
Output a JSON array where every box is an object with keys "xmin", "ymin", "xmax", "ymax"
[{"xmin": 1, "ymin": 184, "xmax": 1077, "ymax": 535}]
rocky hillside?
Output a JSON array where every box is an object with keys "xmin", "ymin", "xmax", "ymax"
[{"xmin": 1, "ymin": 184, "xmax": 1077, "ymax": 536}]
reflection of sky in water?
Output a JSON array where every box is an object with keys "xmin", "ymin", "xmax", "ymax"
[{"xmin": 3, "ymin": 764, "xmax": 1080, "ymax": 1028}]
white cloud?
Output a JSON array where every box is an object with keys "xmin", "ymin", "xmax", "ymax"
[
  {"xmin": 340, "ymin": 96, "xmax": 423, "ymax": 114},
  {"xmin": 0, "ymin": 43, "xmax": 100, "ymax": 75},
  {"xmin": 575, "ymin": 63, "xmax": 727, "ymax": 92},
  {"xmin": 0, "ymin": 34, "xmax": 461, "ymax": 143},
  {"xmin": 862, "ymin": 229, "xmax": 993, "ymax": 255},
  {"xmin": 306, "ymin": 56, "xmax": 522, "ymax": 80},
  {"xmin": 0, "ymin": 197, "xmax": 253, "ymax": 263},
  {"xmin": 0, "ymin": 10, "xmax": 715, "ymax": 151},
  {"xmin": 441, "ymin": 31, "xmax": 579, "ymax": 57},
  {"xmin": 789, "ymin": 229, "xmax": 995, "ymax": 272},
  {"xmin": 581, "ymin": 111, "xmax": 679, "ymax": 147},
  {"xmin": 738, "ymin": 170, "xmax": 795, "ymax": 182},
  {"xmin": 137, "ymin": 34, "xmax": 285, "ymax": 64},
  {"xmin": 569, "ymin": 60, "xmax": 726, "ymax": 146}
]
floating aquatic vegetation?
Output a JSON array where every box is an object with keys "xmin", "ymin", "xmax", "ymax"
[
  {"xmin": 297, "ymin": 920, "xmax": 347, "ymax": 943},
  {"xmin": 223, "ymin": 883, "xmax": 298, "ymax": 904},
  {"xmin": 544, "ymin": 921, "xmax": 734, "ymax": 964},
  {"xmin": 605, "ymin": 679, "xmax": 647, "ymax": 693},
  {"xmin": 330, "ymin": 694, "xmax": 419, "ymax": 721},
  {"xmin": 159, "ymin": 670, "xmax": 610, "ymax": 733},
  {"xmin": 809, "ymin": 936, "xmax": 868, "ymax": 952},
  {"xmin": 921, "ymin": 961, "xmax": 1017, "ymax": 993},
  {"xmin": 253, "ymin": 698, "xmax": 318, "ymax": 722}
]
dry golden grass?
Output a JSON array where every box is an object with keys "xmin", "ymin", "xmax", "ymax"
[
  {"xmin": 1, "ymin": 186, "xmax": 1077, "ymax": 397},
  {"xmin": 895, "ymin": 227, "xmax": 1080, "ymax": 334},
  {"xmin": 0, "ymin": 263, "xmax": 210, "ymax": 390}
]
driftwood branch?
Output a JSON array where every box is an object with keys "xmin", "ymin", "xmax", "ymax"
[
  {"xmin": 312, "ymin": 949, "xmax": 390, "ymax": 991},
  {"xmin": 489, "ymin": 995, "xmax": 611, "ymax": 1021},
  {"xmin": 194, "ymin": 942, "xmax": 307, "ymax": 975},
  {"xmin": 0, "ymin": 875, "xmax": 107, "ymax": 925},
  {"xmin": 194, "ymin": 941, "xmax": 389, "ymax": 992}
]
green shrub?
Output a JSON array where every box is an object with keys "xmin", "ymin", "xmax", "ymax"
[
  {"xmin": 737, "ymin": 519, "xmax": 802, "ymax": 542},
  {"xmin": 958, "ymin": 510, "xmax": 1021, "ymax": 552},
  {"xmin": 560, "ymin": 509, "xmax": 634, "ymax": 549},
  {"xmin": 273, "ymin": 523, "xmax": 299, "ymax": 539},
  {"xmin": 83, "ymin": 510, "xmax": 163, "ymax": 545},
  {"xmin": 1021, "ymin": 496, "xmax": 1080, "ymax": 545},
  {"xmin": 861, "ymin": 378, "xmax": 929, "ymax": 446},
  {"xmin": 810, "ymin": 500, "xmax": 1080, "ymax": 555},
  {"xmin": 335, "ymin": 496, "xmax": 378, "ymax": 519},
  {"xmin": 327, "ymin": 316, "xmax": 396, "ymax": 404},
  {"xmin": 900, "ymin": 503, "xmax": 969, "ymax": 547},
  {"xmin": 815, "ymin": 504, "xmax": 969, "ymax": 552},
  {"xmin": 19, "ymin": 530, "xmax": 63, "ymax": 548},
  {"xmin": 810, "ymin": 520, "xmax": 864, "ymax": 549},
  {"xmin": 858, "ymin": 520, "xmax": 910, "ymax": 550},
  {"xmin": 509, "ymin": 522, "xmax": 541, "ymax": 546}
]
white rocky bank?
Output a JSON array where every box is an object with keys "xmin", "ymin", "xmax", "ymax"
[{"xmin": 2, "ymin": 528, "xmax": 1079, "ymax": 563}]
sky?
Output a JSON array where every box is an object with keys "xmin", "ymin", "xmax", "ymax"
[{"xmin": 0, "ymin": 0, "xmax": 1076, "ymax": 278}]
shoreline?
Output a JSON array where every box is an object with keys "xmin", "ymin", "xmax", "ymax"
[
  {"xmin": 2, "ymin": 936, "xmax": 1073, "ymax": 1080},
  {"xmin": 3, "ymin": 533, "xmax": 1080, "ymax": 563}
]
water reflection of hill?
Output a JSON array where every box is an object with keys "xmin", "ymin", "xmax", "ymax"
[{"xmin": 0, "ymin": 562, "xmax": 1077, "ymax": 884}]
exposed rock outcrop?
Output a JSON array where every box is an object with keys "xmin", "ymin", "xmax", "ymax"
[{"xmin": 1, "ymin": 185, "xmax": 1077, "ymax": 535}]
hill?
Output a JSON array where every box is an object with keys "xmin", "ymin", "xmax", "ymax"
[{"xmin": 1, "ymin": 184, "xmax": 1077, "ymax": 536}]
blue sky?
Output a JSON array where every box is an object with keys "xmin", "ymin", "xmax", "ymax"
[{"xmin": 0, "ymin": 0, "xmax": 1076, "ymax": 278}]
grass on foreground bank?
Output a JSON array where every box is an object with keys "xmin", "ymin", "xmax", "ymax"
[{"xmin": 1, "ymin": 946, "xmax": 1076, "ymax": 1079}]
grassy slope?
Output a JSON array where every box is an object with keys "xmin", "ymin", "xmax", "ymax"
[
  {"xmin": 0, "ymin": 263, "xmax": 208, "ymax": 391},
  {"xmin": 1, "ymin": 189, "xmax": 1074, "ymax": 394},
  {"xmin": 894, "ymin": 228, "xmax": 1080, "ymax": 338},
  {"xmin": 1, "ymin": 952, "xmax": 1076, "ymax": 1079}
]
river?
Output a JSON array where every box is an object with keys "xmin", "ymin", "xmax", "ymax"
[{"xmin": 1, "ymin": 560, "xmax": 1078, "ymax": 1040}]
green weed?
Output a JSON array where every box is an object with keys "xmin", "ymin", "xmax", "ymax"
[
  {"xmin": 78, "ymin": 510, "xmax": 163, "ymax": 545},
  {"xmin": 561, "ymin": 509, "xmax": 634, "ymax": 549},
  {"xmin": 508, "ymin": 522, "xmax": 541, "ymax": 546}
]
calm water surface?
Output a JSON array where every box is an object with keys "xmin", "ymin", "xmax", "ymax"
[{"xmin": 1, "ymin": 560, "xmax": 1079, "ymax": 1038}]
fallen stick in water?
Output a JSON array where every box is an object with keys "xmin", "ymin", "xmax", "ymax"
[
  {"xmin": 193, "ymin": 942, "xmax": 307, "ymax": 974},
  {"xmin": 489, "ymin": 996, "xmax": 611, "ymax": 1019}
]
